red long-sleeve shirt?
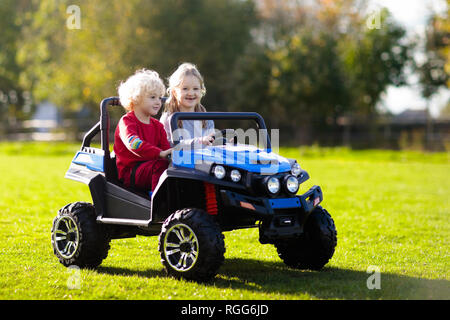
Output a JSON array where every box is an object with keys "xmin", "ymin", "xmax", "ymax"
[{"xmin": 114, "ymin": 111, "xmax": 171, "ymax": 185}]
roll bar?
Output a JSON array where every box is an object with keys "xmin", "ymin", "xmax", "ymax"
[{"xmin": 169, "ymin": 111, "xmax": 272, "ymax": 151}]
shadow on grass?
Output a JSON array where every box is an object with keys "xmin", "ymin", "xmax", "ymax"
[
  {"xmin": 215, "ymin": 258, "xmax": 449, "ymax": 299},
  {"xmin": 97, "ymin": 266, "xmax": 166, "ymax": 279},
  {"xmin": 96, "ymin": 258, "xmax": 449, "ymax": 299}
]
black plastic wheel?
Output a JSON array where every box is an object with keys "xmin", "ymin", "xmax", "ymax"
[
  {"xmin": 159, "ymin": 208, "xmax": 225, "ymax": 282},
  {"xmin": 275, "ymin": 206, "xmax": 337, "ymax": 270},
  {"xmin": 51, "ymin": 202, "xmax": 110, "ymax": 268}
]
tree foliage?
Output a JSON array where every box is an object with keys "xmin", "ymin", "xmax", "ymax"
[
  {"xmin": 0, "ymin": 0, "xmax": 417, "ymax": 143},
  {"xmin": 229, "ymin": 1, "xmax": 411, "ymax": 136},
  {"xmin": 0, "ymin": 0, "xmax": 34, "ymax": 120},
  {"xmin": 17, "ymin": 0, "xmax": 256, "ymax": 112},
  {"xmin": 416, "ymin": 1, "xmax": 449, "ymax": 99}
]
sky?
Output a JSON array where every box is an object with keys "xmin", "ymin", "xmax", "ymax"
[{"xmin": 369, "ymin": 0, "xmax": 449, "ymax": 117}]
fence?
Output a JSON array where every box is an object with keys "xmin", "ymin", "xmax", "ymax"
[{"xmin": 1, "ymin": 116, "xmax": 450, "ymax": 152}]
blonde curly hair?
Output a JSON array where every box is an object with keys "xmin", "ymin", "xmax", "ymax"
[{"xmin": 118, "ymin": 69, "xmax": 165, "ymax": 111}]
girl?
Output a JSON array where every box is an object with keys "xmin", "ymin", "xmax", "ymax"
[{"xmin": 159, "ymin": 63, "xmax": 215, "ymax": 147}]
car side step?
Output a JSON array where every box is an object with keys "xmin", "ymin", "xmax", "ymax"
[{"xmin": 96, "ymin": 216, "xmax": 150, "ymax": 227}]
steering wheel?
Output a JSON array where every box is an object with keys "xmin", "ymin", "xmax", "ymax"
[{"xmin": 212, "ymin": 129, "xmax": 237, "ymax": 146}]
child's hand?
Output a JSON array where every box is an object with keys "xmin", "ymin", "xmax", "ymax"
[
  {"xmin": 201, "ymin": 132, "xmax": 215, "ymax": 146},
  {"xmin": 159, "ymin": 148, "xmax": 173, "ymax": 159}
]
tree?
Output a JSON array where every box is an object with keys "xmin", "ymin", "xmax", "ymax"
[
  {"xmin": 414, "ymin": 3, "xmax": 449, "ymax": 148},
  {"xmin": 17, "ymin": 0, "xmax": 256, "ymax": 113},
  {"xmin": 228, "ymin": 1, "xmax": 411, "ymax": 144},
  {"xmin": 416, "ymin": 4, "xmax": 449, "ymax": 100},
  {"xmin": 340, "ymin": 8, "xmax": 410, "ymax": 117},
  {"xmin": 18, "ymin": 0, "xmax": 145, "ymax": 111},
  {"xmin": 0, "ymin": 0, "xmax": 34, "ymax": 122}
]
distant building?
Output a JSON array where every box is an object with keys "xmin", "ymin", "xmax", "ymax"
[
  {"xmin": 24, "ymin": 101, "xmax": 62, "ymax": 133},
  {"xmin": 335, "ymin": 108, "xmax": 449, "ymax": 151},
  {"xmin": 21, "ymin": 101, "xmax": 66, "ymax": 141},
  {"xmin": 393, "ymin": 109, "xmax": 429, "ymax": 125}
]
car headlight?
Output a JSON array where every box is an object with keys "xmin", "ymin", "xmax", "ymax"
[
  {"xmin": 230, "ymin": 169, "xmax": 241, "ymax": 182},
  {"xmin": 213, "ymin": 165, "xmax": 226, "ymax": 179},
  {"xmin": 291, "ymin": 163, "xmax": 301, "ymax": 176},
  {"xmin": 284, "ymin": 175, "xmax": 299, "ymax": 194},
  {"xmin": 266, "ymin": 176, "xmax": 280, "ymax": 194}
]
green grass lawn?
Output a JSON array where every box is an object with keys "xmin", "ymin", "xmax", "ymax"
[{"xmin": 0, "ymin": 142, "xmax": 448, "ymax": 299}]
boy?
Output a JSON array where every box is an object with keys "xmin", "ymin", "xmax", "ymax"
[{"xmin": 114, "ymin": 69, "xmax": 172, "ymax": 191}]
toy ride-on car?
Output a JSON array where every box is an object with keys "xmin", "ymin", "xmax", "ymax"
[{"xmin": 51, "ymin": 97, "xmax": 337, "ymax": 282}]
